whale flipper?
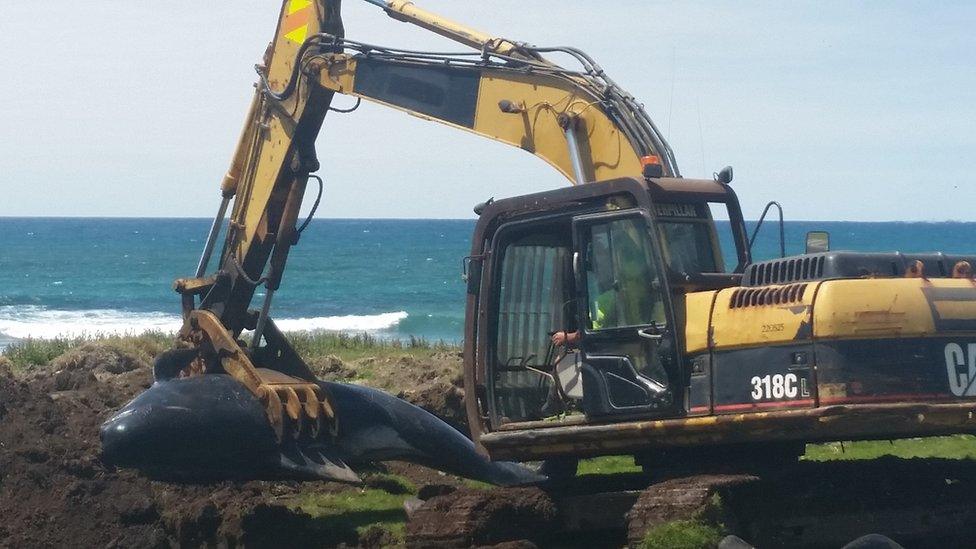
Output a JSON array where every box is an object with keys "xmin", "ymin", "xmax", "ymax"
[{"xmin": 324, "ymin": 382, "xmax": 546, "ymax": 486}]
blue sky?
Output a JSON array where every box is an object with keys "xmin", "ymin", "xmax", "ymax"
[{"xmin": 0, "ymin": 1, "xmax": 973, "ymax": 220}]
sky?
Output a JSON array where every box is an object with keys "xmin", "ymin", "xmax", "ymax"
[{"xmin": 0, "ymin": 1, "xmax": 974, "ymax": 221}]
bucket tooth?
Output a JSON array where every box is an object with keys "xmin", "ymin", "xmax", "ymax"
[
  {"xmin": 257, "ymin": 384, "xmax": 285, "ymax": 441},
  {"xmin": 301, "ymin": 386, "xmax": 320, "ymax": 419},
  {"xmin": 281, "ymin": 386, "xmax": 302, "ymax": 422},
  {"xmin": 300, "ymin": 386, "xmax": 322, "ymax": 439}
]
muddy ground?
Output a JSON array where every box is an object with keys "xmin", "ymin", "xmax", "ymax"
[
  {"xmin": 5, "ymin": 342, "xmax": 976, "ymax": 548},
  {"xmin": 0, "ymin": 342, "xmax": 474, "ymax": 548}
]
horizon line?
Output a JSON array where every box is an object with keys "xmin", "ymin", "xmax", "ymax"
[{"xmin": 1, "ymin": 215, "xmax": 974, "ymax": 224}]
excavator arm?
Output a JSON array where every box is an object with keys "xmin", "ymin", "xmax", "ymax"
[
  {"xmin": 99, "ymin": 0, "xmax": 684, "ymax": 484},
  {"xmin": 170, "ymin": 0, "xmax": 680, "ymax": 443}
]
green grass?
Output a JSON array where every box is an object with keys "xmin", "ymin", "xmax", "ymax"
[
  {"xmin": 2, "ymin": 337, "xmax": 77, "ymax": 371},
  {"xmin": 1, "ymin": 331, "xmax": 173, "ymax": 374},
  {"xmin": 1, "ymin": 330, "xmax": 460, "ymax": 376},
  {"xmin": 558, "ymin": 436, "xmax": 976, "ymax": 480},
  {"xmin": 641, "ymin": 520, "xmax": 723, "ymax": 549},
  {"xmin": 289, "ymin": 486, "xmax": 415, "ymax": 545},
  {"xmin": 578, "ymin": 455, "xmax": 641, "ymax": 475},
  {"xmin": 804, "ymin": 435, "xmax": 976, "ymax": 461},
  {"xmin": 273, "ymin": 331, "xmax": 459, "ymax": 362}
]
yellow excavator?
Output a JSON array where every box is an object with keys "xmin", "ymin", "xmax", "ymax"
[{"xmin": 101, "ymin": 0, "xmax": 976, "ymax": 484}]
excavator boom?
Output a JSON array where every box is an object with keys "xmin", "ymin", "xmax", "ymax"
[
  {"xmin": 168, "ymin": 0, "xmax": 683, "ymax": 445},
  {"xmin": 101, "ymin": 0, "xmax": 681, "ymax": 483}
]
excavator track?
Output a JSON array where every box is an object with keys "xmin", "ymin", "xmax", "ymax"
[{"xmin": 405, "ymin": 458, "xmax": 976, "ymax": 548}]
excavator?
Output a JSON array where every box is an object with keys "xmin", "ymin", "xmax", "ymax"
[{"xmin": 102, "ymin": 0, "xmax": 976, "ymax": 486}]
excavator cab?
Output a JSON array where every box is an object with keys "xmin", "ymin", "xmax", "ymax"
[{"xmin": 468, "ymin": 176, "xmax": 750, "ymax": 436}]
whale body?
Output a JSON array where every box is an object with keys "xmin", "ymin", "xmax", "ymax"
[{"xmin": 100, "ymin": 374, "xmax": 544, "ymax": 486}]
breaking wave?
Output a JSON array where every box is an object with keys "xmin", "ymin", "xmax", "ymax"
[
  {"xmin": 0, "ymin": 306, "xmax": 408, "ymax": 342},
  {"xmin": 274, "ymin": 311, "xmax": 409, "ymax": 332}
]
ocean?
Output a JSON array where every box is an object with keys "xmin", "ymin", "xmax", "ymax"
[{"xmin": 1, "ymin": 217, "xmax": 974, "ymax": 348}]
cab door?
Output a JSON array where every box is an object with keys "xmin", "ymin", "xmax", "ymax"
[{"xmin": 573, "ymin": 210, "xmax": 682, "ymax": 418}]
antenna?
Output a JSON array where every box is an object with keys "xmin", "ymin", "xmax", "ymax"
[
  {"xmin": 697, "ymin": 95, "xmax": 707, "ymax": 177},
  {"xmin": 667, "ymin": 46, "xmax": 676, "ymax": 140}
]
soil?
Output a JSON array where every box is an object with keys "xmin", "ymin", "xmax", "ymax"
[
  {"xmin": 0, "ymin": 344, "xmax": 471, "ymax": 548},
  {"xmin": 405, "ymin": 487, "xmax": 558, "ymax": 548},
  {"xmin": 309, "ymin": 352, "xmax": 468, "ymax": 433},
  {"xmin": 7, "ymin": 344, "xmax": 976, "ymax": 548}
]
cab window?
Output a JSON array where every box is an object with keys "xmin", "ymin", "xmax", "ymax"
[
  {"xmin": 583, "ymin": 216, "xmax": 666, "ymax": 331},
  {"xmin": 495, "ymin": 232, "xmax": 571, "ymax": 368},
  {"xmin": 491, "ymin": 227, "xmax": 573, "ymax": 422},
  {"xmin": 654, "ymin": 202, "xmax": 725, "ymax": 275},
  {"xmin": 659, "ymin": 222, "xmax": 717, "ymax": 274}
]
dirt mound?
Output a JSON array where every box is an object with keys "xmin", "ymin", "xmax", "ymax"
[
  {"xmin": 382, "ymin": 353, "xmax": 466, "ymax": 433},
  {"xmin": 0, "ymin": 344, "xmax": 474, "ymax": 548},
  {"xmin": 314, "ymin": 352, "xmax": 469, "ymax": 433},
  {"xmin": 0, "ymin": 345, "xmax": 297, "ymax": 547},
  {"xmin": 0, "ymin": 347, "xmax": 159, "ymax": 547}
]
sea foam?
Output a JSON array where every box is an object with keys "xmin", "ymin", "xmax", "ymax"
[{"xmin": 0, "ymin": 306, "xmax": 408, "ymax": 341}]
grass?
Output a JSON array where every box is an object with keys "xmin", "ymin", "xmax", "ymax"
[
  {"xmin": 804, "ymin": 435, "xmax": 976, "ymax": 461},
  {"xmin": 273, "ymin": 331, "xmax": 458, "ymax": 362},
  {"xmin": 642, "ymin": 493, "xmax": 727, "ymax": 549},
  {"xmin": 0, "ymin": 330, "xmax": 460, "ymax": 376},
  {"xmin": 558, "ymin": 436, "xmax": 976, "ymax": 479},
  {"xmin": 1, "ymin": 331, "xmax": 173, "ymax": 374},
  {"xmin": 578, "ymin": 455, "xmax": 641, "ymax": 475},
  {"xmin": 288, "ymin": 481, "xmax": 417, "ymax": 545},
  {"xmin": 641, "ymin": 520, "xmax": 723, "ymax": 549}
]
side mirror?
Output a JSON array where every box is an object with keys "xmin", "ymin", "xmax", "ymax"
[
  {"xmin": 806, "ymin": 231, "xmax": 830, "ymax": 254},
  {"xmin": 473, "ymin": 198, "xmax": 494, "ymax": 216}
]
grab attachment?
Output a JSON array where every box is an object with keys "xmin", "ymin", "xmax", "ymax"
[{"xmin": 177, "ymin": 310, "xmax": 338, "ymax": 443}]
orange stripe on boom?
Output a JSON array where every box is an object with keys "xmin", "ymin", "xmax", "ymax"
[{"xmin": 283, "ymin": 4, "xmax": 312, "ymax": 44}]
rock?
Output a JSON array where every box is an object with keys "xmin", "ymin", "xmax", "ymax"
[
  {"xmin": 719, "ymin": 534, "xmax": 756, "ymax": 549},
  {"xmin": 841, "ymin": 534, "xmax": 906, "ymax": 549}
]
